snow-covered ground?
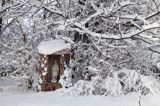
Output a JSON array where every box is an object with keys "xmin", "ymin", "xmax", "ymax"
[
  {"xmin": 1, "ymin": 91, "xmax": 160, "ymax": 106},
  {"xmin": 0, "ymin": 77, "xmax": 160, "ymax": 106}
]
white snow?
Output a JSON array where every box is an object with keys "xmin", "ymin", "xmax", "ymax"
[
  {"xmin": 44, "ymin": 67, "xmax": 47, "ymax": 71},
  {"xmin": 119, "ymin": 1, "xmax": 135, "ymax": 6},
  {"xmin": 142, "ymin": 23, "xmax": 159, "ymax": 29},
  {"xmin": 1, "ymin": 77, "xmax": 160, "ymax": 106},
  {"xmin": 1, "ymin": 91, "xmax": 160, "ymax": 106},
  {"xmin": 0, "ymin": 77, "xmax": 19, "ymax": 93},
  {"xmin": 157, "ymin": 62, "xmax": 160, "ymax": 69},
  {"xmin": 41, "ymin": 64, "xmax": 45, "ymax": 68},
  {"xmin": 42, "ymin": 71, "xmax": 47, "ymax": 76},
  {"xmin": 38, "ymin": 39, "xmax": 71, "ymax": 55}
]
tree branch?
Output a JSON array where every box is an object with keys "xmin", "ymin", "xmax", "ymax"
[
  {"xmin": 42, "ymin": 5, "xmax": 65, "ymax": 18},
  {"xmin": 73, "ymin": 22, "xmax": 160, "ymax": 40}
]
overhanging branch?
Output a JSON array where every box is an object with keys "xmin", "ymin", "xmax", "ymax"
[
  {"xmin": 148, "ymin": 47, "xmax": 160, "ymax": 54},
  {"xmin": 73, "ymin": 22, "xmax": 160, "ymax": 40},
  {"xmin": 42, "ymin": 6, "xmax": 65, "ymax": 18}
]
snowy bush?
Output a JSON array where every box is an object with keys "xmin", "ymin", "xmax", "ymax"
[
  {"xmin": 62, "ymin": 69, "xmax": 160, "ymax": 96},
  {"xmin": 0, "ymin": 46, "xmax": 40, "ymax": 92},
  {"xmin": 59, "ymin": 68, "xmax": 73, "ymax": 88}
]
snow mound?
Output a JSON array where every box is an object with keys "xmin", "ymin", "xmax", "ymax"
[
  {"xmin": 37, "ymin": 39, "xmax": 71, "ymax": 55},
  {"xmin": 0, "ymin": 77, "xmax": 19, "ymax": 93}
]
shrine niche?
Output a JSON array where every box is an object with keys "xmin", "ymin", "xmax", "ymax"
[{"xmin": 38, "ymin": 39, "xmax": 71, "ymax": 91}]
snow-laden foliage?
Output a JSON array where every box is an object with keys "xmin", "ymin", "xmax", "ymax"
[
  {"xmin": 54, "ymin": 0, "xmax": 160, "ymax": 96},
  {"xmin": 0, "ymin": 0, "xmax": 42, "ymax": 91},
  {"xmin": 61, "ymin": 69, "xmax": 160, "ymax": 96},
  {"xmin": 0, "ymin": 46, "xmax": 39, "ymax": 91}
]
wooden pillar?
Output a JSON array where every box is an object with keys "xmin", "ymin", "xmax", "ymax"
[
  {"xmin": 59, "ymin": 55, "xmax": 65, "ymax": 75},
  {"xmin": 39, "ymin": 54, "xmax": 48, "ymax": 84}
]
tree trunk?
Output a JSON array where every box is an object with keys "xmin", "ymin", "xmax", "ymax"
[
  {"xmin": 0, "ymin": 0, "xmax": 5, "ymax": 36},
  {"xmin": 0, "ymin": 17, "xmax": 2, "ymax": 35}
]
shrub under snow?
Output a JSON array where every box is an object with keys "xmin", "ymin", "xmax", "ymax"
[{"xmin": 60, "ymin": 69, "xmax": 160, "ymax": 96}]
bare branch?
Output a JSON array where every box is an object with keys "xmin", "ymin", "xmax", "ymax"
[
  {"xmin": 146, "ymin": 11, "xmax": 160, "ymax": 20},
  {"xmin": 148, "ymin": 47, "xmax": 160, "ymax": 54}
]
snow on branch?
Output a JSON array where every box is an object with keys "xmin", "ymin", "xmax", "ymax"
[
  {"xmin": 110, "ymin": 1, "xmax": 136, "ymax": 15},
  {"xmin": 42, "ymin": 5, "xmax": 65, "ymax": 18},
  {"xmin": 80, "ymin": 10, "xmax": 103, "ymax": 25},
  {"xmin": 120, "ymin": 15, "xmax": 149, "ymax": 25},
  {"xmin": 30, "ymin": 1, "xmax": 65, "ymax": 18},
  {"xmin": 79, "ymin": 1, "xmax": 136, "ymax": 25},
  {"xmin": 148, "ymin": 47, "xmax": 160, "ymax": 54},
  {"xmin": 146, "ymin": 11, "xmax": 160, "ymax": 20},
  {"xmin": 0, "ymin": 0, "xmax": 30, "ymax": 13},
  {"xmin": 74, "ymin": 22, "xmax": 160, "ymax": 40}
]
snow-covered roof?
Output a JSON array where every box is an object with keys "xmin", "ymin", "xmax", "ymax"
[{"xmin": 38, "ymin": 39, "xmax": 71, "ymax": 55}]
